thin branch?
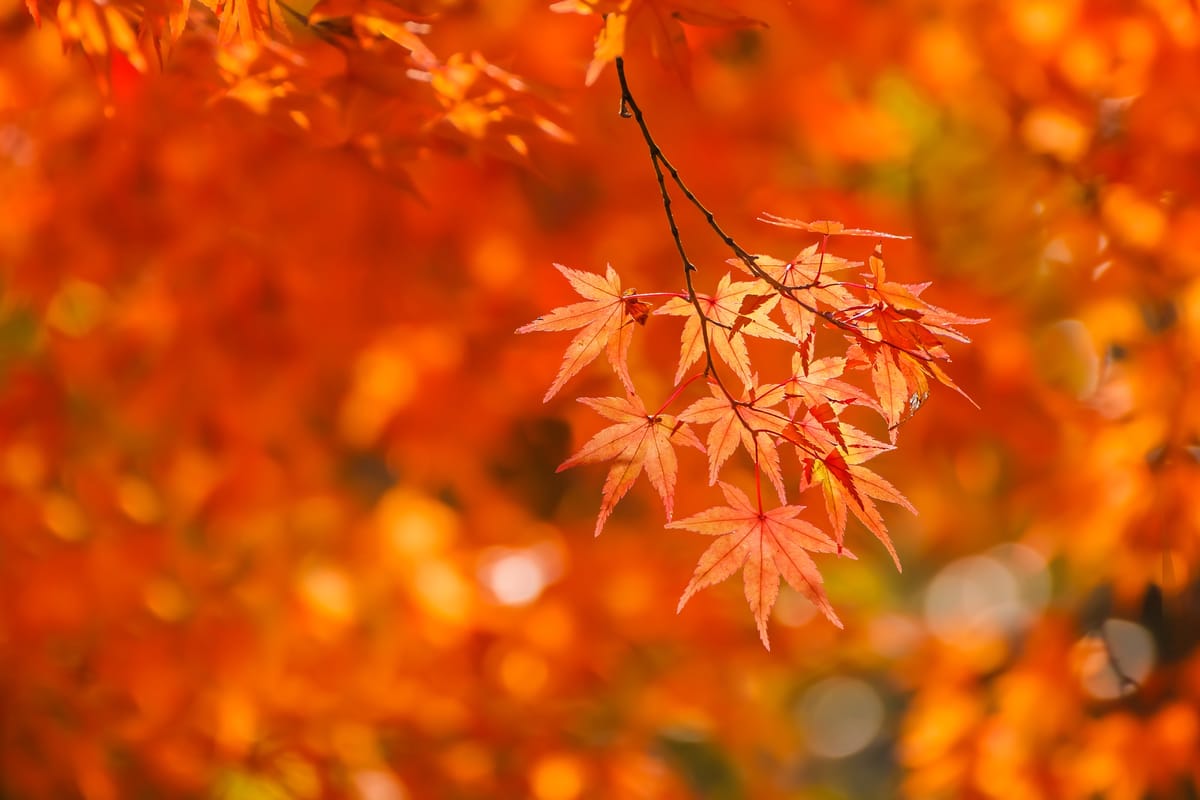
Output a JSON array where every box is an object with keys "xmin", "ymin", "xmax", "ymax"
[
  {"xmin": 614, "ymin": 56, "xmax": 934, "ymax": 464},
  {"xmin": 612, "ymin": 63, "xmax": 862, "ymax": 338},
  {"xmin": 615, "ymin": 57, "xmax": 742, "ymax": 414}
]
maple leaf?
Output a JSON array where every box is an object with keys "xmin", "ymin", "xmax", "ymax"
[
  {"xmin": 840, "ymin": 245, "xmax": 987, "ymax": 433},
  {"xmin": 730, "ymin": 247, "xmax": 860, "ymax": 365},
  {"xmin": 797, "ymin": 433, "xmax": 915, "ymax": 570},
  {"xmin": 732, "ymin": 245, "xmax": 859, "ymax": 291},
  {"xmin": 586, "ymin": 10, "xmax": 628, "ymax": 86},
  {"xmin": 755, "ymin": 396, "xmax": 910, "ymax": 568},
  {"xmin": 655, "ymin": 272, "xmax": 793, "ymax": 388},
  {"xmin": 859, "ymin": 243, "xmax": 986, "ymax": 350},
  {"xmin": 554, "ymin": 0, "xmax": 763, "ymax": 86},
  {"xmin": 852, "ymin": 342, "xmax": 933, "ymax": 435},
  {"xmin": 757, "ymin": 213, "xmax": 912, "ymax": 239},
  {"xmin": 678, "ymin": 378, "xmax": 788, "ymax": 502},
  {"xmin": 517, "ymin": 263, "xmax": 652, "ymax": 402},
  {"xmin": 306, "ymin": 0, "xmax": 437, "ymax": 65},
  {"xmin": 782, "ymin": 353, "xmax": 881, "ymax": 419},
  {"xmin": 45, "ymin": 0, "xmax": 158, "ymax": 74},
  {"xmin": 669, "ymin": 482, "xmax": 847, "ymax": 649},
  {"xmin": 550, "ymin": 0, "xmax": 632, "ymax": 86},
  {"xmin": 633, "ymin": 0, "xmax": 762, "ymax": 85},
  {"xmin": 558, "ymin": 393, "xmax": 704, "ymax": 536},
  {"xmin": 202, "ymin": 0, "xmax": 286, "ymax": 44}
]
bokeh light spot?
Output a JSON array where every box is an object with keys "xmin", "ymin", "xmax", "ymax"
[
  {"xmin": 117, "ymin": 476, "xmax": 161, "ymax": 524},
  {"xmin": 798, "ymin": 677, "xmax": 885, "ymax": 759},
  {"xmin": 925, "ymin": 545, "xmax": 1048, "ymax": 643},
  {"xmin": 477, "ymin": 542, "xmax": 563, "ymax": 606},
  {"xmin": 378, "ymin": 489, "xmax": 459, "ymax": 558},
  {"xmin": 339, "ymin": 343, "xmax": 417, "ymax": 446},
  {"xmin": 297, "ymin": 564, "xmax": 357, "ymax": 627},
  {"xmin": 1021, "ymin": 106, "xmax": 1091, "ymax": 162},
  {"xmin": 773, "ymin": 585, "xmax": 817, "ymax": 627},
  {"xmin": 480, "ymin": 551, "xmax": 543, "ymax": 605},
  {"xmin": 439, "ymin": 741, "xmax": 493, "ymax": 785},
  {"xmin": 42, "ymin": 491, "xmax": 87, "ymax": 541},
  {"xmin": 47, "ymin": 279, "xmax": 108, "ymax": 337},
  {"xmin": 470, "ymin": 231, "xmax": 523, "ymax": 291},
  {"xmin": 3, "ymin": 440, "xmax": 46, "ymax": 489},
  {"xmin": 413, "ymin": 559, "xmax": 473, "ymax": 624},
  {"xmin": 1102, "ymin": 184, "xmax": 1167, "ymax": 251},
  {"xmin": 497, "ymin": 647, "xmax": 549, "ymax": 699},
  {"xmin": 1035, "ymin": 319, "xmax": 1100, "ymax": 399},
  {"xmin": 352, "ymin": 770, "xmax": 407, "ymax": 800},
  {"xmin": 1009, "ymin": 0, "xmax": 1078, "ymax": 47},
  {"xmin": 926, "ymin": 556, "xmax": 1020, "ymax": 639},
  {"xmin": 530, "ymin": 753, "xmax": 585, "ymax": 800},
  {"xmin": 144, "ymin": 576, "xmax": 190, "ymax": 622}
]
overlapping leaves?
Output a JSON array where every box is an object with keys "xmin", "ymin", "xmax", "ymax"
[
  {"xmin": 32, "ymin": 0, "xmax": 570, "ymax": 178},
  {"xmin": 521, "ymin": 221, "xmax": 982, "ymax": 647}
]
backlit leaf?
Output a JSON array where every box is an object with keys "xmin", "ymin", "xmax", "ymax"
[{"xmin": 670, "ymin": 481, "xmax": 846, "ymax": 648}]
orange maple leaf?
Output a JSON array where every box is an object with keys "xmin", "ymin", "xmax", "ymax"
[
  {"xmin": 732, "ymin": 247, "xmax": 858, "ymax": 346},
  {"xmin": 797, "ymin": 429, "xmax": 915, "ymax": 570},
  {"xmin": 553, "ymin": 0, "xmax": 763, "ymax": 86},
  {"xmin": 852, "ymin": 342, "xmax": 933, "ymax": 434},
  {"xmin": 841, "ymin": 245, "xmax": 987, "ymax": 432},
  {"xmin": 669, "ymin": 481, "xmax": 847, "ymax": 649},
  {"xmin": 782, "ymin": 353, "xmax": 881, "ymax": 419},
  {"xmin": 859, "ymin": 243, "xmax": 986, "ymax": 351},
  {"xmin": 757, "ymin": 213, "xmax": 912, "ymax": 239},
  {"xmin": 517, "ymin": 263, "xmax": 650, "ymax": 402},
  {"xmin": 558, "ymin": 392, "xmax": 704, "ymax": 536},
  {"xmin": 656, "ymin": 273, "xmax": 793, "ymax": 388},
  {"xmin": 678, "ymin": 378, "xmax": 788, "ymax": 502}
]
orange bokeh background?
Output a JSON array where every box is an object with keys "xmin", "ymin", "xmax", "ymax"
[{"xmin": 3, "ymin": 0, "xmax": 1200, "ymax": 797}]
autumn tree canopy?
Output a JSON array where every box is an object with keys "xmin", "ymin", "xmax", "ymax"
[{"xmin": 2, "ymin": 0, "xmax": 1200, "ymax": 798}]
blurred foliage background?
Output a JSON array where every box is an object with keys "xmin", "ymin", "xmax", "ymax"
[{"xmin": 2, "ymin": 0, "xmax": 1200, "ymax": 797}]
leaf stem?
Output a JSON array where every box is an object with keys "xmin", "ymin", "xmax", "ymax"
[
  {"xmin": 754, "ymin": 439, "xmax": 764, "ymax": 514},
  {"xmin": 653, "ymin": 371, "xmax": 706, "ymax": 417},
  {"xmin": 623, "ymin": 292, "xmax": 690, "ymax": 300}
]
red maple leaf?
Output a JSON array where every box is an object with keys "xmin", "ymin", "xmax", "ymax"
[{"xmin": 669, "ymin": 482, "xmax": 848, "ymax": 649}]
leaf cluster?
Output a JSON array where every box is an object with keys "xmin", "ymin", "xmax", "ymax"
[
  {"xmin": 31, "ymin": 0, "xmax": 571, "ymax": 178},
  {"xmin": 521, "ymin": 205, "xmax": 982, "ymax": 648}
]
